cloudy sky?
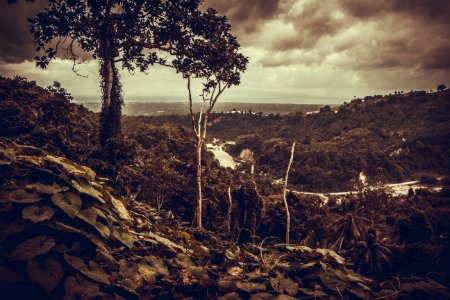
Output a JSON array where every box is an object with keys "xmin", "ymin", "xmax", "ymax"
[{"xmin": 0, "ymin": 0, "xmax": 449, "ymax": 104}]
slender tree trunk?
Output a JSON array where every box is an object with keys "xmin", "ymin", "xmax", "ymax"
[
  {"xmin": 196, "ymin": 134, "xmax": 203, "ymax": 228},
  {"xmin": 197, "ymin": 114, "xmax": 210, "ymax": 228},
  {"xmin": 187, "ymin": 77, "xmax": 224, "ymax": 229},
  {"xmin": 227, "ymin": 186, "xmax": 232, "ymax": 235},
  {"xmin": 283, "ymin": 142, "xmax": 296, "ymax": 244}
]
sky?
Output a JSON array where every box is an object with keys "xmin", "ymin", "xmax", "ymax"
[{"xmin": 0, "ymin": 0, "xmax": 449, "ymax": 104}]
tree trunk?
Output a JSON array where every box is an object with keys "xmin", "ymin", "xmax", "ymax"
[
  {"xmin": 283, "ymin": 142, "xmax": 296, "ymax": 244},
  {"xmin": 195, "ymin": 111, "xmax": 212, "ymax": 228},
  {"xmin": 99, "ymin": 21, "xmax": 122, "ymax": 148},
  {"xmin": 227, "ymin": 186, "xmax": 232, "ymax": 235},
  {"xmin": 103, "ymin": 36, "xmax": 113, "ymax": 108},
  {"xmin": 196, "ymin": 135, "xmax": 203, "ymax": 228}
]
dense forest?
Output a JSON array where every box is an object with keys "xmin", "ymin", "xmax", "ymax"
[
  {"xmin": 152, "ymin": 89, "xmax": 450, "ymax": 192},
  {"xmin": 1, "ymin": 76, "xmax": 450, "ymax": 299}
]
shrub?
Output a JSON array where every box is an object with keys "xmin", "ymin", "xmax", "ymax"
[{"xmin": 396, "ymin": 211, "xmax": 433, "ymax": 243}]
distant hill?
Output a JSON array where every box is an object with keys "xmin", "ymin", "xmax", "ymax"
[{"xmin": 202, "ymin": 90, "xmax": 450, "ymax": 192}]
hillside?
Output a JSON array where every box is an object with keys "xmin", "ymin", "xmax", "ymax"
[
  {"xmin": 2, "ymin": 133, "xmax": 449, "ymax": 300},
  {"xmin": 1, "ymin": 76, "xmax": 450, "ymax": 299},
  {"xmin": 4, "ymin": 139, "xmax": 378, "ymax": 299},
  {"xmin": 199, "ymin": 90, "xmax": 450, "ymax": 192}
]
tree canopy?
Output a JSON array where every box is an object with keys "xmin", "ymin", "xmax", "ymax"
[{"xmin": 19, "ymin": 0, "xmax": 247, "ymax": 149}]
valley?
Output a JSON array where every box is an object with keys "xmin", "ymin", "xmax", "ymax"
[{"xmin": 207, "ymin": 138, "xmax": 444, "ymax": 202}]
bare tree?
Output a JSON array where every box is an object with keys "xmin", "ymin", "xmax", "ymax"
[
  {"xmin": 187, "ymin": 77, "xmax": 228, "ymax": 228},
  {"xmin": 283, "ymin": 142, "xmax": 296, "ymax": 244},
  {"xmin": 227, "ymin": 186, "xmax": 233, "ymax": 235}
]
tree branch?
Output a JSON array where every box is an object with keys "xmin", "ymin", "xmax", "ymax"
[{"xmin": 187, "ymin": 76, "xmax": 198, "ymax": 137}]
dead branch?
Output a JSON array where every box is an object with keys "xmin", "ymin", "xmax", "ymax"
[{"xmin": 283, "ymin": 142, "xmax": 296, "ymax": 244}]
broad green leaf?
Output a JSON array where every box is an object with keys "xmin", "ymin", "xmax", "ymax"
[
  {"xmin": 110, "ymin": 196, "xmax": 130, "ymax": 220},
  {"xmin": 77, "ymin": 208, "xmax": 98, "ymax": 227},
  {"xmin": 22, "ymin": 205, "xmax": 55, "ymax": 223},
  {"xmin": 147, "ymin": 231, "xmax": 186, "ymax": 253},
  {"xmin": 10, "ymin": 236, "xmax": 55, "ymax": 260},
  {"xmin": 71, "ymin": 178, "xmax": 105, "ymax": 204},
  {"xmin": 0, "ymin": 190, "xmax": 42, "ymax": 204},
  {"xmin": 51, "ymin": 192, "xmax": 82, "ymax": 218},
  {"xmin": 25, "ymin": 182, "xmax": 68, "ymax": 194},
  {"xmin": 112, "ymin": 229, "xmax": 137, "ymax": 249},
  {"xmin": 143, "ymin": 255, "xmax": 169, "ymax": 276},
  {"xmin": 270, "ymin": 276, "xmax": 299, "ymax": 296},
  {"xmin": 138, "ymin": 263, "xmax": 157, "ymax": 284},
  {"xmin": 46, "ymin": 154, "xmax": 95, "ymax": 177},
  {"xmin": 64, "ymin": 275, "xmax": 103, "ymax": 300},
  {"xmin": 236, "ymin": 281, "xmax": 266, "ymax": 293},
  {"xmin": 64, "ymin": 254, "xmax": 110, "ymax": 285},
  {"xmin": 27, "ymin": 257, "xmax": 63, "ymax": 294}
]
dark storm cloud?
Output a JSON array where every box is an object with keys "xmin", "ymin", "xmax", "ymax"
[
  {"xmin": 222, "ymin": 0, "xmax": 450, "ymax": 74},
  {"xmin": 422, "ymin": 44, "xmax": 450, "ymax": 70},
  {"xmin": 204, "ymin": 0, "xmax": 287, "ymax": 33},
  {"xmin": 0, "ymin": 1, "xmax": 45, "ymax": 63},
  {"xmin": 339, "ymin": 0, "xmax": 450, "ymax": 22}
]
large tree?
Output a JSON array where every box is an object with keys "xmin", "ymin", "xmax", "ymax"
[
  {"xmin": 18, "ymin": 0, "xmax": 213, "ymax": 148},
  {"xmin": 23, "ymin": 0, "xmax": 148, "ymax": 146}
]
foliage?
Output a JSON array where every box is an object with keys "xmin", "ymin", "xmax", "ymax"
[
  {"xmin": 351, "ymin": 228, "xmax": 392, "ymax": 279},
  {"xmin": 45, "ymin": 81, "xmax": 73, "ymax": 101},
  {"xmin": 396, "ymin": 211, "xmax": 433, "ymax": 243},
  {"xmin": 19, "ymin": 0, "xmax": 247, "ymax": 149},
  {"xmin": 6, "ymin": 140, "xmax": 448, "ymax": 299},
  {"xmin": 330, "ymin": 200, "xmax": 369, "ymax": 253},
  {"xmin": 231, "ymin": 182, "xmax": 263, "ymax": 243}
]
